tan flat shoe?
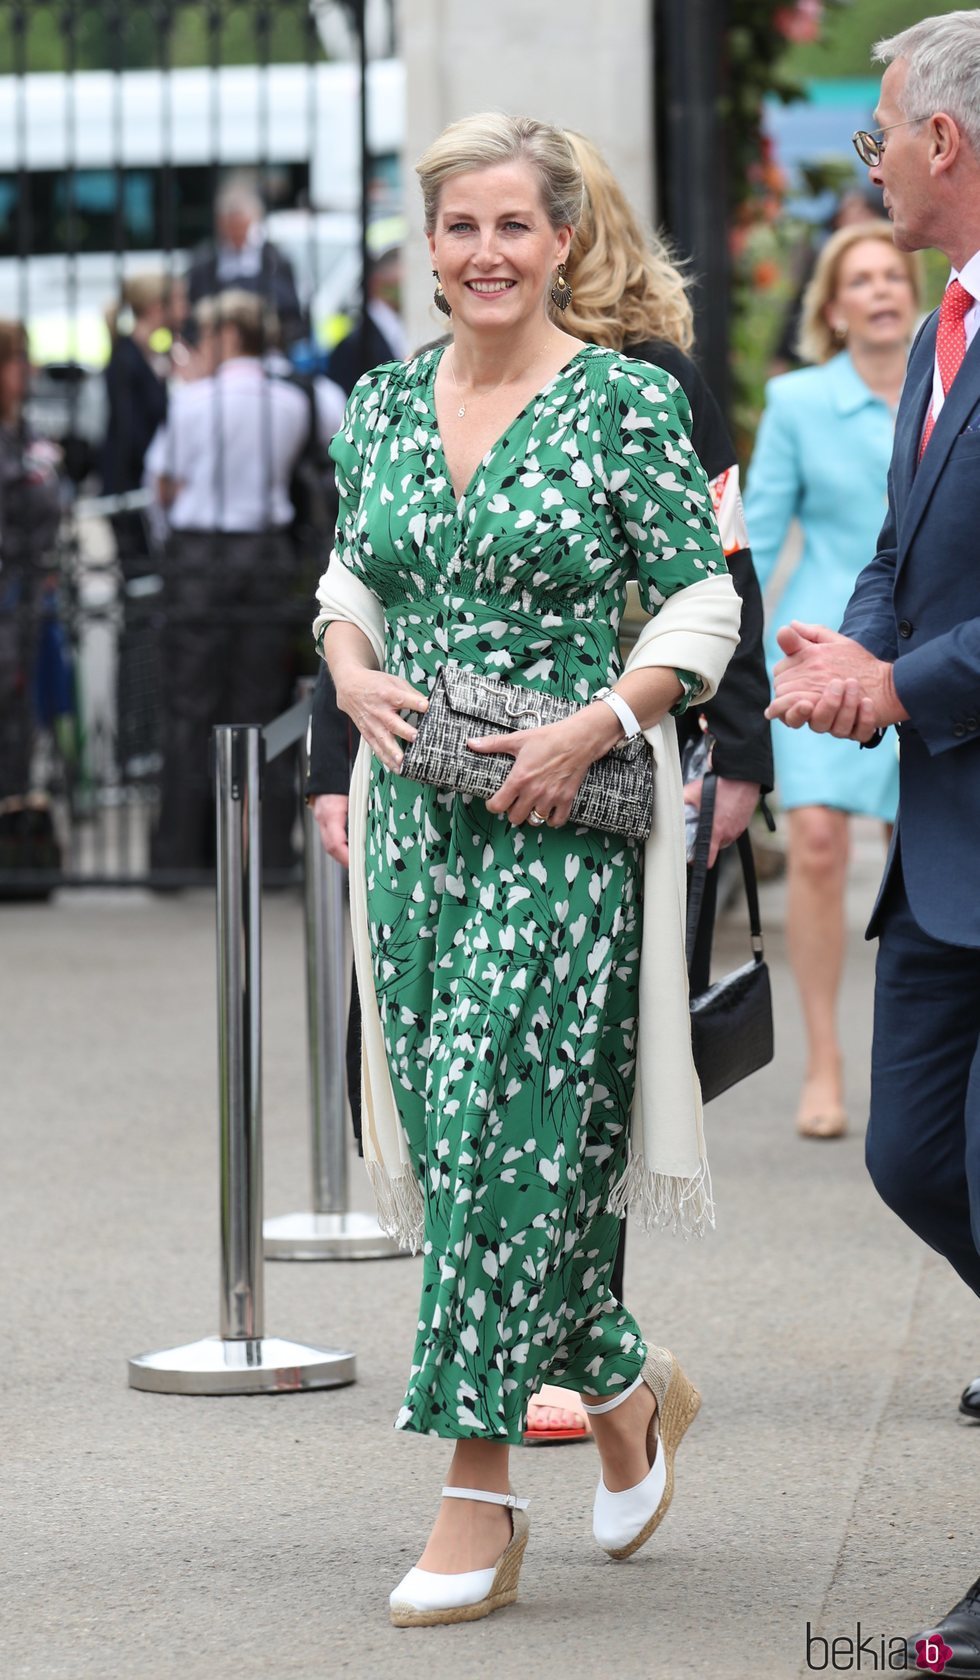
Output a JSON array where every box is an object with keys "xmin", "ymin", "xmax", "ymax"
[{"xmin": 797, "ymin": 1108, "xmax": 848, "ymax": 1139}]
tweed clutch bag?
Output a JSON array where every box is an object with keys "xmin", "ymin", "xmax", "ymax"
[{"xmin": 399, "ymin": 665, "xmax": 655, "ymax": 841}]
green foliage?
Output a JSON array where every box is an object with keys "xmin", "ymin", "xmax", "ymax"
[
  {"xmin": 727, "ymin": 0, "xmax": 961, "ymax": 461},
  {"xmin": 781, "ymin": 0, "xmax": 970, "ymax": 79},
  {"xmin": 0, "ymin": 2, "xmax": 318, "ymax": 74}
]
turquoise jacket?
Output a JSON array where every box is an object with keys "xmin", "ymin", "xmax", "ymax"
[
  {"xmin": 745, "ymin": 352, "xmax": 896, "ymax": 671},
  {"xmin": 743, "ymin": 351, "xmax": 900, "ymax": 821}
]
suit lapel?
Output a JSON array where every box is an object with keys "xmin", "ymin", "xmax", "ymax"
[{"xmin": 900, "ymin": 323, "xmax": 980, "ymax": 562}]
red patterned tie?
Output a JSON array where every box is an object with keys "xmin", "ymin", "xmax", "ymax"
[{"xmin": 920, "ymin": 278, "xmax": 974, "ymax": 457}]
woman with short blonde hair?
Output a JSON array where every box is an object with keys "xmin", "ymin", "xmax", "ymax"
[
  {"xmin": 797, "ymin": 220, "xmax": 923, "ymax": 365},
  {"xmin": 315, "ymin": 110, "xmax": 741, "ymax": 1625},
  {"xmin": 745, "ymin": 221, "xmax": 920, "ymax": 1139}
]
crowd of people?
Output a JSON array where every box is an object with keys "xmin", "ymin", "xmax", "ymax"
[{"xmin": 0, "ymin": 174, "xmax": 365, "ymax": 878}]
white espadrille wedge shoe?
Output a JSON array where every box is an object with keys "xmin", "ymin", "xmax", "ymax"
[
  {"xmin": 388, "ymin": 1487, "xmax": 531, "ymax": 1628},
  {"xmin": 582, "ymin": 1346, "xmax": 701, "ymax": 1561}
]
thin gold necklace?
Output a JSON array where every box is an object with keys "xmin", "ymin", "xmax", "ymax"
[
  {"xmin": 448, "ymin": 346, "xmax": 551, "ymax": 419},
  {"xmin": 448, "ymin": 354, "xmax": 507, "ymax": 420}
]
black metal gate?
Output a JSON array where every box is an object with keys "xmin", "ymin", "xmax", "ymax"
[{"xmin": 0, "ymin": 0, "xmax": 396, "ymax": 891}]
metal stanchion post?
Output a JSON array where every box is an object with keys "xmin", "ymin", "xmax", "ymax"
[
  {"xmin": 128, "ymin": 725, "xmax": 356, "ymax": 1394},
  {"xmin": 264, "ymin": 728, "xmax": 404, "ymax": 1260}
]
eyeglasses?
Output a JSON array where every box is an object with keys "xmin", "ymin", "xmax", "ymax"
[{"xmin": 852, "ymin": 116, "xmax": 932, "ymax": 167}]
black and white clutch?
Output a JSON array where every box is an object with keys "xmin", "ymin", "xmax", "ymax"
[{"xmin": 399, "ymin": 665, "xmax": 655, "ymax": 841}]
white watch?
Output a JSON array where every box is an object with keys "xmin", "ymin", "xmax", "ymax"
[{"xmin": 593, "ymin": 686, "xmax": 642, "ymax": 741}]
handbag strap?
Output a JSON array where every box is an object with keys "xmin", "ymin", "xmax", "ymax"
[
  {"xmin": 685, "ymin": 772, "xmax": 717, "ymax": 970},
  {"xmin": 686, "ymin": 773, "xmax": 766, "ymax": 976}
]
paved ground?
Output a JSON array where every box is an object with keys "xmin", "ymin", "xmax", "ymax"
[{"xmin": 3, "ymin": 826, "xmax": 977, "ymax": 1680}]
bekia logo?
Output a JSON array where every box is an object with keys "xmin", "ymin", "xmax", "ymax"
[
  {"xmin": 804, "ymin": 1622, "xmax": 954, "ymax": 1672},
  {"xmin": 914, "ymin": 1635, "xmax": 954, "ymax": 1675}
]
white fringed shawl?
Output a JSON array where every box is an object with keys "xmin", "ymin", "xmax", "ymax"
[{"xmin": 314, "ymin": 557, "xmax": 741, "ymax": 1250}]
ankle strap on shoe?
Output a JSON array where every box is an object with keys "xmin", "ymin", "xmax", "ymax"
[
  {"xmin": 441, "ymin": 1486, "xmax": 530, "ymax": 1510},
  {"xmin": 580, "ymin": 1371, "xmax": 646, "ymax": 1416}
]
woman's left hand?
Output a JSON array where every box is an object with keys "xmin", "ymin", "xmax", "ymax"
[{"xmin": 469, "ymin": 711, "xmax": 616, "ymax": 828}]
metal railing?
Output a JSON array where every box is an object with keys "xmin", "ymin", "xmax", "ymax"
[{"xmin": 129, "ymin": 693, "xmax": 405, "ymax": 1399}]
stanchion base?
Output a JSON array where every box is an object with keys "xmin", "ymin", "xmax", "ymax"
[
  {"xmin": 263, "ymin": 1210, "xmax": 408, "ymax": 1261},
  {"xmin": 127, "ymin": 1335, "xmax": 356, "ymax": 1395}
]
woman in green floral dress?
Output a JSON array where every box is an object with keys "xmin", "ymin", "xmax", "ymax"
[{"xmin": 316, "ymin": 114, "xmax": 739, "ymax": 1627}]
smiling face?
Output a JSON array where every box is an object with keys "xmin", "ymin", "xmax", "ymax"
[
  {"xmin": 426, "ymin": 159, "xmax": 573, "ymax": 337},
  {"xmin": 869, "ymin": 60, "xmax": 936, "ymax": 252},
  {"xmin": 827, "ymin": 237, "xmax": 917, "ymax": 354}
]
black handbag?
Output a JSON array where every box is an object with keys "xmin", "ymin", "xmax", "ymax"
[{"xmin": 686, "ymin": 774, "xmax": 774, "ymax": 1103}]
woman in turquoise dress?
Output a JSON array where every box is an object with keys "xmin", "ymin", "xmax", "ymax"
[
  {"xmin": 315, "ymin": 114, "xmax": 739, "ymax": 1627},
  {"xmin": 744, "ymin": 222, "xmax": 921, "ymax": 1137}
]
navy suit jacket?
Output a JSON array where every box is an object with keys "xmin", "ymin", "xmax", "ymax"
[{"xmin": 841, "ymin": 308, "xmax": 980, "ymax": 946}]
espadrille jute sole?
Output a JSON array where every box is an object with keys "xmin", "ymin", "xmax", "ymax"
[
  {"xmin": 605, "ymin": 1357, "xmax": 701, "ymax": 1561},
  {"xmin": 389, "ymin": 1518, "xmax": 529, "ymax": 1627}
]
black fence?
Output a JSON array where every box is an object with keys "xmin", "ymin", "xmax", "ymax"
[{"xmin": 0, "ymin": 0, "xmax": 397, "ymax": 893}]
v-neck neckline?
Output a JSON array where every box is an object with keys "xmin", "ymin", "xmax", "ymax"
[{"xmin": 427, "ymin": 343, "xmax": 595, "ymax": 509}]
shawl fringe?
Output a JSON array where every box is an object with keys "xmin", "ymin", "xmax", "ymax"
[
  {"xmin": 365, "ymin": 1161, "xmax": 425, "ymax": 1254},
  {"xmin": 606, "ymin": 1149, "xmax": 716, "ymax": 1240}
]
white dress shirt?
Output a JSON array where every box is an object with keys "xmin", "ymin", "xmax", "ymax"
[
  {"xmin": 146, "ymin": 357, "xmax": 309, "ymax": 532},
  {"xmin": 215, "ymin": 224, "xmax": 265, "ymax": 284},
  {"xmin": 930, "ymin": 249, "xmax": 980, "ymax": 423}
]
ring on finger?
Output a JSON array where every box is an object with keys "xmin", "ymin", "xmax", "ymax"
[{"xmin": 528, "ymin": 807, "xmax": 547, "ymax": 827}]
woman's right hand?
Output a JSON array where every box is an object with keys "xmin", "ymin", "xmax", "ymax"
[{"xmin": 333, "ymin": 668, "xmax": 429, "ymax": 772}]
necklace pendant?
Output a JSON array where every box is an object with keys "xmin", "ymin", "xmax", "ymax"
[{"xmin": 457, "ymin": 402, "xmax": 466, "ymax": 418}]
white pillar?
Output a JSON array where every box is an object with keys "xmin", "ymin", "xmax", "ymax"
[{"xmin": 396, "ymin": 0, "xmax": 655, "ymax": 349}]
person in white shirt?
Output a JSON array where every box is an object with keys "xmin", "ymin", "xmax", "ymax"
[{"xmin": 146, "ymin": 290, "xmax": 310, "ymax": 875}]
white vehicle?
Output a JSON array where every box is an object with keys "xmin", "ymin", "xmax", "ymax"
[{"xmin": 0, "ymin": 57, "xmax": 405, "ymax": 367}]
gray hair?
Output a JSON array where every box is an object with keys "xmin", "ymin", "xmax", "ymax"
[
  {"xmin": 215, "ymin": 177, "xmax": 264, "ymax": 222},
  {"xmin": 874, "ymin": 11, "xmax": 980, "ymax": 155},
  {"xmin": 416, "ymin": 112, "xmax": 584, "ymax": 235}
]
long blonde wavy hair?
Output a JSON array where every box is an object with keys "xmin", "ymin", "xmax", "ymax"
[{"xmin": 555, "ymin": 131, "xmax": 694, "ymax": 353}]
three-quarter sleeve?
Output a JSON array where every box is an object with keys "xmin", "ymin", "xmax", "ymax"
[
  {"xmin": 314, "ymin": 377, "xmax": 373, "ymax": 651},
  {"xmin": 327, "ymin": 385, "xmax": 367, "ymax": 574},
  {"xmin": 599, "ymin": 359, "xmax": 728, "ymax": 710}
]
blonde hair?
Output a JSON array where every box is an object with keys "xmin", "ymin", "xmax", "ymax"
[
  {"xmin": 415, "ymin": 112, "xmax": 584, "ymax": 234},
  {"xmin": 798, "ymin": 222, "xmax": 923, "ymax": 364},
  {"xmin": 105, "ymin": 272, "xmax": 177, "ymax": 341},
  {"xmin": 554, "ymin": 131, "xmax": 694, "ymax": 353},
  {"xmin": 196, "ymin": 288, "xmax": 272, "ymax": 356}
]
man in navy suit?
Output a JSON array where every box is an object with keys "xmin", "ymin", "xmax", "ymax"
[{"xmin": 769, "ymin": 14, "xmax": 980, "ymax": 1669}]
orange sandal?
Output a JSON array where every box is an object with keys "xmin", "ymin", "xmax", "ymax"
[{"xmin": 523, "ymin": 1384, "xmax": 594, "ymax": 1447}]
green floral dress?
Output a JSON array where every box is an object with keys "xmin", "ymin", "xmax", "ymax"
[{"xmin": 329, "ymin": 344, "xmax": 726, "ymax": 1443}]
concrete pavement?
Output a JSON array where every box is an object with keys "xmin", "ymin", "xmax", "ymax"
[{"xmin": 2, "ymin": 828, "xmax": 977, "ymax": 1679}]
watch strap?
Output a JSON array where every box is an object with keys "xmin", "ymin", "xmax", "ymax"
[{"xmin": 594, "ymin": 686, "xmax": 642, "ymax": 741}]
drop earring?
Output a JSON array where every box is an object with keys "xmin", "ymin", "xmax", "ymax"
[
  {"xmin": 551, "ymin": 262, "xmax": 572, "ymax": 311},
  {"xmin": 433, "ymin": 270, "xmax": 452, "ymax": 318}
]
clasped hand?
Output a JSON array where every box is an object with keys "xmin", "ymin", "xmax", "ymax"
[{"xmin": 766, "ymin": 621, "xmax": 907, "ymax": 740}]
